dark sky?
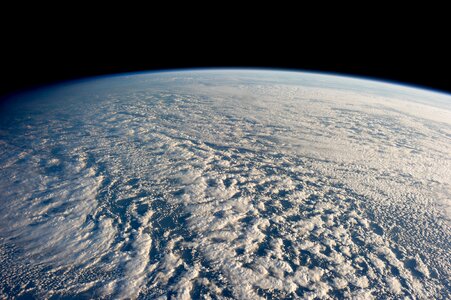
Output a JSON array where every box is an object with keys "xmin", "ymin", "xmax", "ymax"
[{"xmin": 1, "ymin": 14, "xmax": 449, "ymax": 98}]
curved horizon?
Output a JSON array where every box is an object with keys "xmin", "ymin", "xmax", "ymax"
[{"xmin": 3, "ymin": 67, "xmax": 451, "ymax": 101}]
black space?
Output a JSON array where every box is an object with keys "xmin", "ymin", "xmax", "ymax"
[{"xmin": 1, "ymin": 14, "xmax": 449, "ymax": 98}]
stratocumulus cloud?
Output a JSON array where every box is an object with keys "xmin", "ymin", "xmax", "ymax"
[{"xmin": 0, "ymin": 70, "xmax": 450, "ymax": 299}]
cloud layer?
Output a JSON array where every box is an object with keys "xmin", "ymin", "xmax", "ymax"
[{"xmin": 0, "ymin": 70, "xmax": 450, "ymax": 299}]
